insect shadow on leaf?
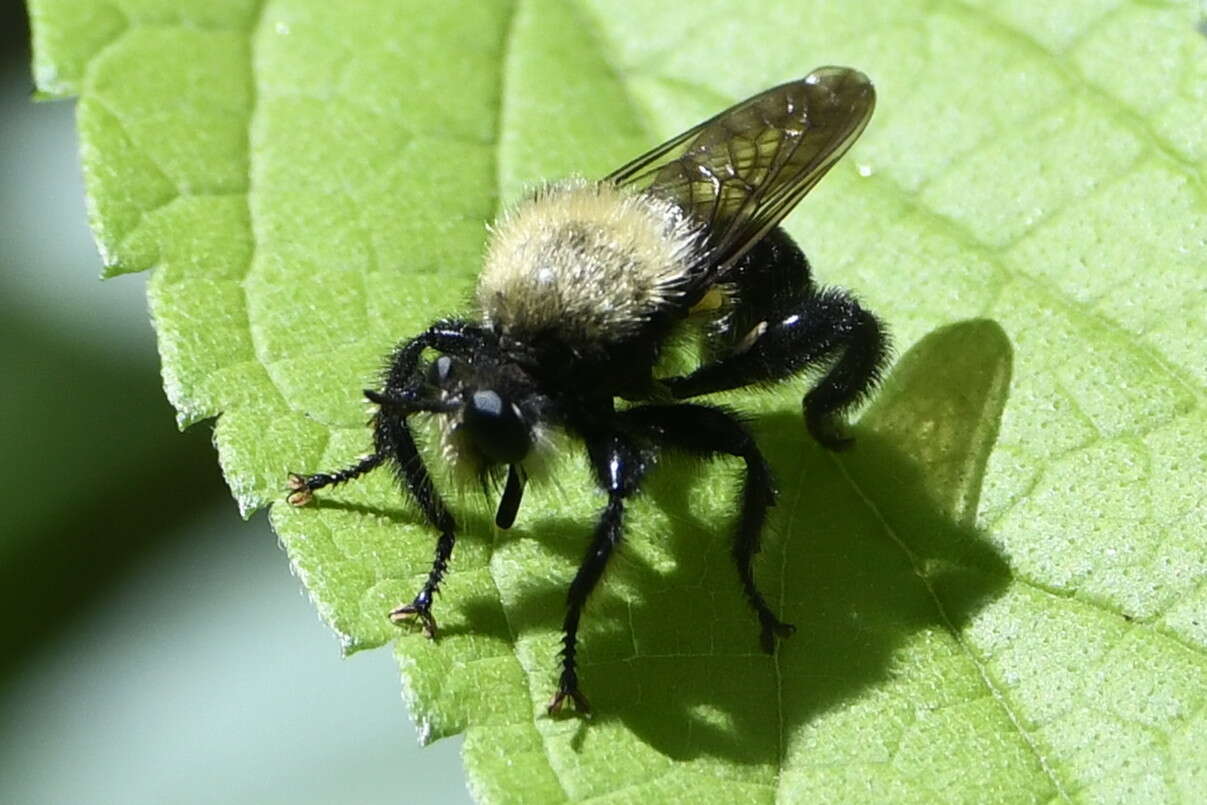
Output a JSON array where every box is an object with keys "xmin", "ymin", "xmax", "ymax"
[{"xmin": 495, "ymin": 320, "xmax": 1016, "ymax": 760}]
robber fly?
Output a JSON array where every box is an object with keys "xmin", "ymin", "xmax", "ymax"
[{"xmin": 288, "ymin": 66, "xmax": 889, "ymax": 714}]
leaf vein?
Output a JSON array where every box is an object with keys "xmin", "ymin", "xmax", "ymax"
[{"xmin": 831, "ymin": 455, "xmax": 1074, "ymax": 801}]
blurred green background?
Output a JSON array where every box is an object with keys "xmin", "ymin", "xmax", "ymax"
[{"xmin": 0, "ymin": 4, "xmax": 468, "ymax": 801}]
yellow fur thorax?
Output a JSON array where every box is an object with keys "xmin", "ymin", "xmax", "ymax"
[{"xmin": 477, "ymin": 180, "xmax": 702, "ymax": 346}]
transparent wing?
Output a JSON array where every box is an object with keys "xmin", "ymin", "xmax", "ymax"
[{"xmin": 606, "ymin": 66, "xmax": 875, "ymax": 287}]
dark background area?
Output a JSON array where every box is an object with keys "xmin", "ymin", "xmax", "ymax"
[{"xmin": 0, "ymin": 3, "xmax": 467, "ymax": 801}]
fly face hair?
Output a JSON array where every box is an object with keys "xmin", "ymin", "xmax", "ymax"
[{"xmin": 288, "ymin": 66, "xmax": 889, "ymax": 715}]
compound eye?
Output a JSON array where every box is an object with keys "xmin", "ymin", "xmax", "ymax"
[{"xmin": 462, "ymin": 389, "xmax": 532, "ymax": 465}]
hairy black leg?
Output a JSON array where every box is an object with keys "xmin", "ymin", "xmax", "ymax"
[
  {"xmin": 665, "ymin": 288, "xmax": 888, "ymax": 450},
  {"xmin": 622, "ymin": 404, "xmax": 795, "ymax": 653},
  {"xmin": 549, "ymin": 432, "xmax": 650, "ymax": 715},
  {"xmin": 664, "ymin": 226, "xmax": 888, "ymax": 449},
  {"xmin": 286, "ymin": 453, "xmax": 384, "ymax": 506},
  {"xmin": 376, "ymin": 406, "xmax": 457, "ymax": 638},
  {"xmin": 798, "ymin": 294, "xmax": 888, "ymax": 449},
  {"xmin": 287, "ymin": 319, "xmax": 489, "ymax": 635}
]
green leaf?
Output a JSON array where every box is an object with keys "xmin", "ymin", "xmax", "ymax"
[{"xmin": 31, "ymin": 0, "xmax": 1206, "ymax": 801}]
